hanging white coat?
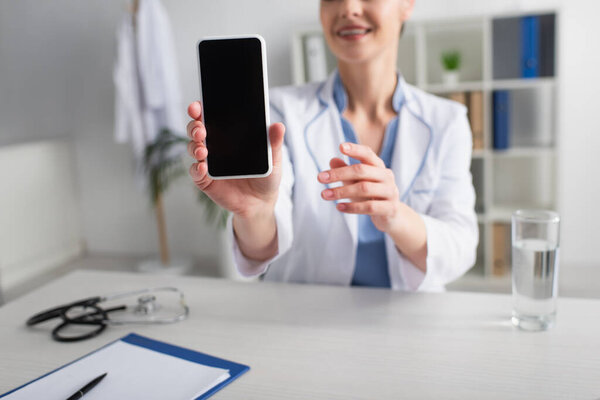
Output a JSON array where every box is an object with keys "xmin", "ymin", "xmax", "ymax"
[
  {"xmin": 227, "ymin": 72, "xmax": 479, "ymax": 292},
  {"xmin": 113, "ymin": 0, "xmax": 183, "ymax": 165}
]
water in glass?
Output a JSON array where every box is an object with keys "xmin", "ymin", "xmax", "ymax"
[{"xmin": 512, "ymin": 238, "xmax": 559, "ymax": 330}]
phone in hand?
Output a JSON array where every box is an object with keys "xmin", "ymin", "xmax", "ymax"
[{"xmin": 197, "ymin": 35, "xmax": 272, "ymax": 179}]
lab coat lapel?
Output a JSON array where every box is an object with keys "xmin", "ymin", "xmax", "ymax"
[
  {"xmin": 392, "ymin": 78, "xmax": 433, "ymax": 202},
  {"xmin": 304, "ymin": 73, "xmax": 358, "ymax": 247}
]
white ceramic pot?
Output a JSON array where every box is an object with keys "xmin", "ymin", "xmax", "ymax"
[{"xmin": 442, "ymin": 71, "xmax": 459, "ymax": 86}]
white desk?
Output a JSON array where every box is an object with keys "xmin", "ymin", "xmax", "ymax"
[{"xmin": 1, "ymin": 270, "xmax": 599, "ymax": 399}]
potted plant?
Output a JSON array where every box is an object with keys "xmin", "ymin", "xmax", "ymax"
[{"xmin": 441, "ymin": 50, "xmax": 461, "ymax": 86}]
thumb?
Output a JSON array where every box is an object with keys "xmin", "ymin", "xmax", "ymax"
[{"xmin": 269, "ymin": 122, "xmax": 286, "ymax": 166}]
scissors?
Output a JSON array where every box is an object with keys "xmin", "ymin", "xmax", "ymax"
[{"xmin": 26, "ymin": 287, "xmax": 189, "ymax": 342}]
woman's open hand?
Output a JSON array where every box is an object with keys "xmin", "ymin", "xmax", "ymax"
[{"xmin": 317, "ymin": 142, "xmax": 402, "ymax": 234}]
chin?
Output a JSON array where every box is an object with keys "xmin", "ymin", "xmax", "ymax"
[{"xmin": 333, "ymin": 48, "xmax": 374, "ymax": 65}]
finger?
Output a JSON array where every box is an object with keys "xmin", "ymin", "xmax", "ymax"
[
  {"xmin": 189, "ymin": 162, "xmax": 212, "ymax": 191},
  {"xmin": 321, "ymin": 181, "xmax": 397, "ymax": 201},
  {"xmin": 187, "ymin": 101, "xmax": 202, "ymax": 120},
  {"xmin": 186, "ymin": 120, "xmax": 206, "ymax": 142},
  {"xmin": 340, "ymin": 142, "xmax": 385, "ymax": 168},
  {"xmin": 269, "ymin": 122, "xmax": 286, "ymax": 167},
  {"xmin": 318, "ymin": 162, "xmax": 389, "ymax": 184},
  {"xmin": 187, "ymin": 141, "xmax": 207, "ymax": 161},
  {"xmin": 325, "ymin": 157, "xmax": 353, "ymax": 186},
  {"xmin": 336, "ymin": 200, "xmax": 394, "ymax": 216},
  {"xmin": 329, "ymin": 157, "xmax": 347, "ymax": 170}
]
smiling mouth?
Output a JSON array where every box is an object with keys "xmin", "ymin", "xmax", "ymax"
[{"xmin": 337, "ymin": 28, "xmax": 372, "ymax": 37}]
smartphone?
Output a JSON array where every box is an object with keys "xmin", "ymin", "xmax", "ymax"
[{"xmin": 197, "ymin": 35, "xmax": 272, "ymax": 179}]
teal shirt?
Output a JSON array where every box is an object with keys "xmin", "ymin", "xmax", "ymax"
[{"xmin": 332, "ymin": 72, "xmax": 404, "ymax": 288}]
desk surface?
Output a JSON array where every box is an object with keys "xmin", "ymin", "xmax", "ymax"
[{"xmin": 1, "ymin": 270, "xmax": 599, "ymax": 399}]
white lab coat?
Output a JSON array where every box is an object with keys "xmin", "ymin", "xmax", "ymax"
[
  {"xmin": 228, "ymin": 72, "xmax": 478, "ymax": 292},
  {"xmin": 113, "ymin": 0, "xmax": 183, "ymax": 171}
]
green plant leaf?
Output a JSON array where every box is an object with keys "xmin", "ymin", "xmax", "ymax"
[
  {"xmin": 143, "ymin": 128, "xmax": 229, "ymax": 228},
  {"xmin": 441, "ymin": 50, "xmax": 461, "ymax": 71}
]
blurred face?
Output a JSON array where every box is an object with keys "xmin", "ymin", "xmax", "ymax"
[{"xmin": 320, "ymin": 0, "xmax": 414, "ymax": 64}]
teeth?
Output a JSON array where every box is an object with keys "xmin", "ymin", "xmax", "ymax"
[{"xmin": 339, "ymin": 29, "xmax": 368, "ymax": 36}]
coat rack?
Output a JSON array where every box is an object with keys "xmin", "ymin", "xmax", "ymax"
[{"xmin": 131, "ymin": 0, "xmax": 170, "ymax": 268}]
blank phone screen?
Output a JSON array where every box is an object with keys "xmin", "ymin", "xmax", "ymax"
[{"xmin": 198, "ymin": 38, "xmax": 270, "ymax": 177}]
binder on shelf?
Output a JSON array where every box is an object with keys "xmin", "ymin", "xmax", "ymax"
[
  {"xmin": 521, "ymin": 16, "xmax": 540, "ymax": 78},
  {"xmin": 492, "ymin": 17, "xmax": 522, "ymax": 79},
  {"xmin": 448, "ymin": 91, "xmax": 467, "ymax": 106},
  {"xmin": 492, "ymin": 223, "xmax": 511, "ymax": 277},
  {"xmin": 469, "ymin": 91, "xmax": 484, "ymax": 150},
  {"xmin": 0, "ymin": 333, "xmax": 250, "ymax": 399},
  {"xmin": 493, "ymin": 13, "xmax": 555, "ymax": 79},
  {"xmin": 538, "ymin": 14, "xmax": 556, "ymax": 77},
  {"xmin": 493, "ymin": 90, "xmax": 510, "ymax": 150},
  {"xmin": 446, "ymin": 91, "xmax": 484, "ymax": 151}
]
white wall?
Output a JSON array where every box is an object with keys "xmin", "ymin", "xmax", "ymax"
[
  {"xmin": 1, "ymin": 0, "xmax": 599, "ymax": 278},
  {"xmin": 0, "ymin": 141, "xmax": 82, "ymax": 291},
  {"xmin": 555, "ymin": 0, "xmax": 600, "ymax": 268}
]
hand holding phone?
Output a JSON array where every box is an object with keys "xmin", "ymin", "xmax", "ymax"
[
  {"xmin": 188, "ymin": 35, "xmax": 286, "ymax": 220},
  {"xmin": 187, "ymin": 102, "xmax": 285, "ymax": 220}
]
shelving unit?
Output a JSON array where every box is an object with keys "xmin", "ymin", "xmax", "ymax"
[{"xmin": 291, "ymin": 11, "xmax": 559, "ymax": 289}]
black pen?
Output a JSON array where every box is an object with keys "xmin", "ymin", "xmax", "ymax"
[{"xmin": 66, "ymin": 372, "xmax": 107, "ymax": 400}]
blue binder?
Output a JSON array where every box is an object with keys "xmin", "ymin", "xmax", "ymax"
[
  {"xmin": 521, "ymin": 16, "xmax": 540, "ymax": 78},
  {"xmin": 0, "ymin": 333, "xmax": 250, "ymax": 399},
  {"xmin": 493, "ymin": 91, "xmax": 510, "ymax": 150}
]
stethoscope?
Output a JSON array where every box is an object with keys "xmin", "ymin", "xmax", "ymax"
[{"xmin": 26, "ymin": 287, "xmax": 189, "ymax": 342}]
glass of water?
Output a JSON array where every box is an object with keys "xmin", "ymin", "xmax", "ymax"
[{"xmin": 511, "ymin": 209, "xmax": 560, "ymax": 331}]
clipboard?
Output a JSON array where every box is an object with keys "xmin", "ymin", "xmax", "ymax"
[
  {"xmin": 1, "ymin": 333, "xmax": 250, "ymax": 399},
  {"xmin": 122, "ymin": 333, "xmax": 250, "ymax": 399}
]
